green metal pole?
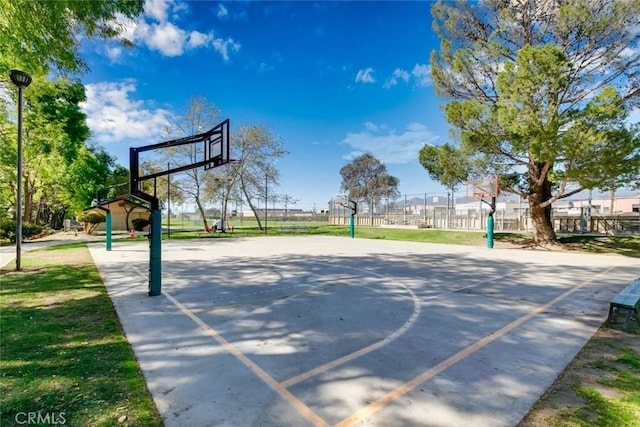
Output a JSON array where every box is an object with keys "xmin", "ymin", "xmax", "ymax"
[
  {"xmin": 106, "ymin": 211, "xmax": 112, "ymax": 251},
  {"xmin": 487, "ymin": 214, "xmax": 494, "ymax": 248},
  {"xmin": 349, "ymin": 215, "xmax": 354, "ymax": 238},
  {"xmin": 149, "ymin": 208, "xmax": 162, "ymax": 296}
]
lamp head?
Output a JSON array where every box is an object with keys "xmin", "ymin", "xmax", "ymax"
[{"xmin": 10, "ymin": 69, "xmax": 32, "ymax": 88}]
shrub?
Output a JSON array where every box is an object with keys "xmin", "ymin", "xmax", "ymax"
[
  {"xmin": 77, "ymin": 211, "xmax": 106, "ymax": 234},
  {"xmin": 0, "ymin": 220, "xmax": 43, "ymax": 243},
  {"xmin": 77, "ymin": 211, "xmax": 106, "ymax": 224},
  {"xmin": 0, "ymin": 219, "xmax": 16, "ymax": 243},
  {"xmin": 131, "ymin": 218, "xmax": 150, "ymax": 231},
  {"xmin": 22, "ymin": 223, "xmax": 44, "ymax": 239}
]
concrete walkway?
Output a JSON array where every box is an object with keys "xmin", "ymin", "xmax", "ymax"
[
  {"xmin": 86, "ymin": 236, "xmax": 637, "ymax": 427},
  {"xmin": 0, "ymin": 231, "xmax": 105, "ymax": 269}
]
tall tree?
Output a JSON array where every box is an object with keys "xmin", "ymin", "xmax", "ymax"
[
  {"xmin": 1, "ymin": 0, "xmax": 143, "ymax": 224},
  {"xmin": 22, "ymin": 77, "xmax": 92, "ymax": 220},
  {"xmin": 232, "ymin": 124, "xmax": 287, "ymax": 230},
  {"xmin": 1, "ymin": 76, "xmax": 122, "ymax": 227},
  {"xmin": 430, "ymin": 0, "xmax": 640, "ymax": 245},
  {"xmin": 0, "ymin": 0, "xmax": 144, "ymax": 76},
  {"xmin": 340, "ymin": 154, "xmax": 400, "ymax": 217}
]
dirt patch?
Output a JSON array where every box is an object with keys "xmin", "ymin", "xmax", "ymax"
[
  {"xmin": 518, "ymin": 326, "xmax": 640, "ymax": 426},
  {"xmin": 493, "ymin": 237, "xmax": 586, "ymax": 251}
]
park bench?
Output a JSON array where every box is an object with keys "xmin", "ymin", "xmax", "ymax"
[
  {"xmin": 279, "ymin": 223, "xmax": 309, "ymax": 233},
  {"xmin": 607, "ymin": 277, "xmax": 640, "ymax": 330}
]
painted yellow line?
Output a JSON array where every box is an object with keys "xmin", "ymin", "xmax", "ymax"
[
  {"xmin": 281, "ymin": 271, "xmax": 515, "ymax": 389},
  {"xmin": 281, "ymin": 288, "xmax": 421, "ymax": 388},
  {"xmin": 164, "ymin": 291, "xmax": 329, "ymax": 427},
  {"xmin": 334, "ymin": 266, "xmax": 616, "ymax": 427}
]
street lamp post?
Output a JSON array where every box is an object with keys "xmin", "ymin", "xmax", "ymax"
[{"xmin": 10, "ymin": 69, "xmax": 32, "ymax": 271}]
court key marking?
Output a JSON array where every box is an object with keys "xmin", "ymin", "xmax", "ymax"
[{"xmin": 134, "ymin": 257, "xmax": 612, "ymax": 427}]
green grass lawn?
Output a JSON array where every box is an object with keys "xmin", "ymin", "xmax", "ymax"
[
  {"xmin": 567, "ymin": 342, "xmax": 640, "ymax": 426},
  {"xmin": 154, "ymin": 225, "xmax": 640, "ymax": 257},
  {"xmin": 0, "ymin": 245, "xmax": 162, "ymax": 427}
]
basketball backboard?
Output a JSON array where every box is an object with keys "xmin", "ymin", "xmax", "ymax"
[
  {"xmin": 204, "ymin": 119, "xmax": 230, "ymax": 170},
  {"xmin": 130, "ymin": 119, "xmax": 231, "ymax": 196},
  {"xmin": 334, "ymin": 195, "xmax": 357, "ymax": 213},
  {"xmin": 466, "ymin": 177, "xmax": 499, "ymax": 199}
]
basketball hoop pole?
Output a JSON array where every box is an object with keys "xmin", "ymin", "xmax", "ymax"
[
  {"xmin": 487, "ymin": 196, "xmax": 496, "ymax": 248},
  {"xmin": 467, "ymin": 177, "xmax": 499, "ymax": 249},
  {"xmin": 346, "ymin": 199, "xmax": 357, "ymax": 238},
  {"xmin": 129, "ymin": 118, "xmax": 231, "ymax": 296}
]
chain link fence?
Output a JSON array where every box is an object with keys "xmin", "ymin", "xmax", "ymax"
[{"xmin": 328, "ymin": 192, "xmax": 640, "ymax": 234}]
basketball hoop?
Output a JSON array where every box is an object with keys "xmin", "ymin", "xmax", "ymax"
[
  {"xmin": 466, "ymin": 177, "xmax": 499, "ymax": 249},
  {"xmin": 466, "ymin": 177, "xmax": 499, "ymax": 199}
]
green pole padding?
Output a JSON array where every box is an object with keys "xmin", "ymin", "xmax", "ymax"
[
  {"xmin": 487, "ymin": 215, "xmax": 494, "ymax": 248},
  {"xmin": 149, "ymin": 208, "xmax": 162, "ymax": 296},
  {"xmin": 349, "ymin": 215, "xmax": 354, "ymax": 238},
  {"xmin": 106, "ymin": 211, "xmax": 112, "ymax": 251}
]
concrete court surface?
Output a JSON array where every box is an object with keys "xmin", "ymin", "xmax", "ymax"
[{"xmin": 88, "ymin": 235, "xmax": 638, "ymax": 427}]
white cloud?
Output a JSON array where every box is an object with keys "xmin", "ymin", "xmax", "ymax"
[
  {"xmin": 382, "ymin": 63, "xmax": 432, "ymax": 89},
  {"xmin": 187, "ymin": 30, "xmax": 212, "ymax": 49},
  {"xmin": 258, "ymin": 62, "xmax": 274, "ymax": 73},
  {"xmin": 383, "ymin": 68, "xmax": 410, "ymax": 89},
  {"xmin": 355, "ymin": 68, "xmax": 376, "ymax": 84},
  {"xmin": 80, "ymin": 80, "xmax": 173, "ymax": 145},
  {"xmin": 213, "ymin": 37, "xmax": 241, "ymax": 61},
  {"xmin": 144, "ymin": 21, "xmax": 188, "ymax": 56},
  {"xmin": 110, "ymin": 0, "xmax": 240, "ymax": 61},
  {"xmin": 411, "ymin": 63, "xmax": 431, "ymax": 87},
  {"xmin": 342, "ymin": 122, "xmax": 439, "ymax": 164},
  {"xmin": 217, "ymin": 4, "xmax": 228, "ymax": 18},
  {"xmin": 144, "ymin": 0, "xmax": 171, "ymax": 23},
  {"xmin": 363, "ymin": 121, "xmax": 379, "ymax": 132},
  {"xmin": 105, "ymin": 46, "xmax": 123, "ymax": 61}
]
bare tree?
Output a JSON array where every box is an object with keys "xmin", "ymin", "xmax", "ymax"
[
  {"xmin": 231, "ymin": 124, "xmax": 287, "ymax": 230},
  {"xmin": 150, "ymin": 96, "xmax": 223, "ymax": 231}
]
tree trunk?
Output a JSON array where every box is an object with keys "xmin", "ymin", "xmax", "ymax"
[
  {"xmin": 246, "ymin": 197, "xmax": 263, "ymax": 230},
  {"xmin": 610, "ymin": 188, "xmax": 615, "ymax": 213},
  {"xmin": 194, "ymin": 196, "xmax": 209, "ymax": 231},
  {"xmin": 50, "ymin": 208, "xmax": 65, "ymax": 229},
  {"xmin": 529, "ymin": 178, "xmax": 559, "ymax": 245},
  {"xmin": 123, "ymin": 202, "xmax": 140, "ymax": 232},
  {"xmin": 239, "ymin": 175, "xmax": 263, "ymax": 230}
]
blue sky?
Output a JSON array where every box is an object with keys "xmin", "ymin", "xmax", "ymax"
[{"xmin": 79, "ymin": 0, "xmax": 455, "ymax": 210}]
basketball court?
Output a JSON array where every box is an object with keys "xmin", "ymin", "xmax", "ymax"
[{"xmin": 87, "ymin": 235, "xmax": 638, "ymax": 426}]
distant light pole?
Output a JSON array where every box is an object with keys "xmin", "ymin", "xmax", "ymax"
[{"xmin": 10, "ymin": 69, "xmax": 32, "ymax": 271}]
